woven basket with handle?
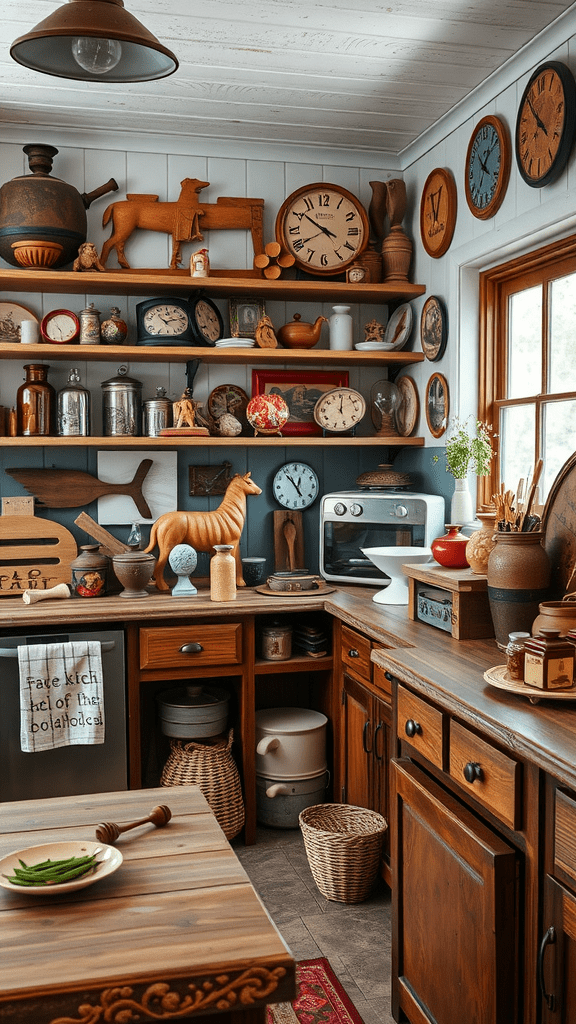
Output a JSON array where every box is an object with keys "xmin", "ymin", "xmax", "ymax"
[
  {"xmin": 160, "ymin": 729, "xmax": 245, "ymax": 840},
  {"xmin": 299, "ymin": 803, "xmax": 388, "ymax": 903}
]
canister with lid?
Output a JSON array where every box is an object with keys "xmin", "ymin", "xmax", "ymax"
[
  {"xmin": 143, "ymin": 387, "xmax": 173, "ymax": 436},
  {"xmin": 57, "ymin": 368, "xmax": 91, "ymax": 436},
  {"xmin": 17, "ymin": 363, "xmax": 55, "ymax": 436},
  {"xmin": 101, "ymin": 365, "xmax": 142, "ymax": 436},
  {"xmin": 505, "ymin": 631, "xmax": 530, "ymax": 681},
  {"xmin": 523, "ymin": 628, "xmax": 575, "ymax": 690},
  {"xmin": 79, "ymin": 303, "xmax": 101, "ymax": 345},
  {"xmin": 260, "ymin": 620, "xmax": 292, "ymax": 661}
]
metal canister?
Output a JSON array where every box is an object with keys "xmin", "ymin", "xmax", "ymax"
[
  {"xmin": 57, "ymin": 367, "xmax": 91, "ymax": 436},
  {"xmin": 79, "ymin": 303, "xmax": 101, "ymax": 345},
  {"xmin": 143, "ymin": 387, "xmax": 173, "ymax": 437},
  {"xmin": 260, "ymin": 621, "xmax": 292, "ymax": 661},
  {"xmin": 101, "ymin": 365, "xmax": 142, "ymax": 436}
]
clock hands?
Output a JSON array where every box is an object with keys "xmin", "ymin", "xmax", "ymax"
[
  {"xmin": 526, "ymin": 94, "xmax": 548, "ymax": 136},
  {"xmin": 303, "ymin": 213, "xmax": 338, "ymax": 240},
  {"xmin": 286, "ymin": 473, "xmax": 303, "ymax": 496}
]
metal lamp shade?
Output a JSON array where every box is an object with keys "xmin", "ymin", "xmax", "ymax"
[{"xmin": 10, "ymin": 0, "xmax": 178, "ymax": 82}]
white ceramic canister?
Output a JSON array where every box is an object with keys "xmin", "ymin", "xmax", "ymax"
[
  {"xmin": 329, "ymin": 305, "xmax": 353, "ymax": 351},
  {"xmin": 255, "ymin": 707, "xmax": 328, "ymax": 779}
]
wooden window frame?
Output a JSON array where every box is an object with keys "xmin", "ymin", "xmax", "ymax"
[{"xmin": 478, "ymin": 232, "xmax": 576, "ymax": 507}]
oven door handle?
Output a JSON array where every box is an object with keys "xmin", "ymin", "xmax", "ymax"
[{"xmin": 0, "ymin": 641, "xmax": 116, "ymax": 658}]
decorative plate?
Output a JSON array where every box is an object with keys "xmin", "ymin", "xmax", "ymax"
[
  {"xmin": 246, "ymin": 394, "xmax": 290, "ymax": 435},
  {"xmin": 384, "ymin": 303, "xmax": 413, "ymax": 351},
  {"xmin": 395, "ymin": 375, "xmax": 420, "ymax": 437},
  {"xmin": 420, "ymin": 295, "xmax": 447, "ymax": 361},
  {"xmin": 0, "ymin": 841, "xmax": 123, "ymax": 895},
  {"xmin": 484, "ymin": 665, "xmax": 576, "ymax": 704},
  {"xmin": 256, "ymin": 582, "xmax": 336, "ymax": 597},
  {"xmin": 0, "ymin": 301, "xmax": 38, "ymax": 343},
  {"xmin": 207, "ymin": 384, "xmax": 249, "ymax": 425}
]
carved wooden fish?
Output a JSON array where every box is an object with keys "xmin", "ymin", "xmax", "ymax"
[{"xmin": 6, "ymin": 459, "xmax": 153, "ymax": 518}]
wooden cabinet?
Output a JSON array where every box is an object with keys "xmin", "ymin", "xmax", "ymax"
[{"xmin": 540, "ymin": 782, "xmax": 576, "ymax": 1023}]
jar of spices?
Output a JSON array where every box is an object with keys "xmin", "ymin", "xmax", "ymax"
[
  {"xmin": 210, "ymin": 544, "xmax": 236, "ymax": 602},
  {"xmin": 523, "ymin": 628, "xmax": 575, "ymax": 691},
  {"xmin": 70, "ymin": 544, "xmax": 109, "ymax": 597},
  {"xmin": 505, "ymin": 631, "xmax": 530, "ymax": 681},
  {"xmin": 260, "ymin": 621, "xmax": 292, "ymax": 661}
]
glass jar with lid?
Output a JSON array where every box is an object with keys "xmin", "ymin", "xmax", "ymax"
[{"xmin": 505, "ymin": 631, "xmax": 530, "ymax": 681}]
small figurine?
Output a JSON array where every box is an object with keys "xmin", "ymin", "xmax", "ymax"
[
  {"xmin": 168, "ymin": 544, "xmax": 198, "ymax": 596},
  {"xmin": 364, "ymin": 318, "xmax": 385, "ymax": 344},
  {"xmin": 190, "ymin": 247, "xmax": 210, "ymax": 277},
  {"xmin": 173, "ymin": 391, "xmax": 199, "ymax": 429},
  {"xmin": 255, "ymin": 315, "xmax": 278, "ymax": 348},
  {"xmin": 73, "ymin": 241, "xmax": 106, "ymax": 272}
]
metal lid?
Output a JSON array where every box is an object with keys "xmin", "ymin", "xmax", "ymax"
[
  {"xmin": 101, "ymin": 364, "xmax": 142, "ymax": 389},
  {"xmin": 159, "ymin": 685, "xmax": 229, "ymax": 709},
  {"xmin": 255, "ymin": 707, "xmax": 327, "ymax": 733}
]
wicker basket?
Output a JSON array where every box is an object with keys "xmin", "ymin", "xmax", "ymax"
[
  {"xmin": 160, "ymin": 729, "xmax": 245, "ymax": 840},
  {"xmin": 299, "ymin": 803, "xmax": 388, "ymax": 903}
]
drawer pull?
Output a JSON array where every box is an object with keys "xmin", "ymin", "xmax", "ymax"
[
  {"xmin": 348, "ymin": 648, "xmax": 360, "ymax": 658},
  {"xmin": 385, "ymin": 671, "xmax": 393, "ymax": 682},
  {"xmin": 463, "ymin": 761, "xmax": 483, "ymax": 783},
  {"xmin": 538, "ymin": 926, "xmax": 556, "ymax": 1011},
  {"xmin": 179, "ymin": 642, "xmax": 204, "ymax": 654},
  {"xmin": 405, "ymin": 719, "xmax": 421, "ymax": 738},
  {"xmin": 362, "ymin": 720, "xmax": 373, "ymax": 754}
]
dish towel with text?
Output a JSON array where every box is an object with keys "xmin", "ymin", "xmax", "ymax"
[{"xmin": 18, "ymin": 641, "xmax": 105, "ymax": 753}]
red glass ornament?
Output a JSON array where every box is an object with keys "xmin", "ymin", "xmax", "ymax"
[{"xmin": 431, "ymin": 524, "xmax": 470, "ymax": 569}]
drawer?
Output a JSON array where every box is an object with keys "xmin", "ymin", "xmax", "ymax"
[
  {"xmin": 373, "ymin": 661, "xmax": 392, "ymax": 703},
  {"xmin": 341, "ymin": 625, "xmax": 372, "ymax": 683},
  {"xmin": 554, "ymin": 789, "xmax": 576, "ymax": 886},
  {"xmin": 140, "ymin": 623, "xmax": 243, "ymax": 670},
  {"xmin": 397, "ymin": 685, "xmax": 444, "ymax": 770},
  {"xmin": 449, "ymin": 720, "xmax": 521, "ymax": 830}
]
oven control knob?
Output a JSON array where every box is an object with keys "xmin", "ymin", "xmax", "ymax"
[
  {"xmin": 349, "ymin": 503, "xmax": 363, "ymax": 517},
  {"xmin": 334, "ymin": 502, "xmax": 347, "ymax": 516},
  {"xmin": 395, "ymin": 505, "xmax": 409, "ymax": 518}
]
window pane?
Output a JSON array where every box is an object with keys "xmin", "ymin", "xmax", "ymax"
[
  {"xmin": 508, "ymin": 287, "xmax": 541, "ymax": 399},
  {"xmin": 549, "ymin": 272, "xmax": 576, "ymax": 394},
  {"xmin": 499, "ymin": 405, "xmax": 535, "ymax": 496},
  {"xmin": 543, "ymin": 399, "xmax": 576, "ymax": 499}
]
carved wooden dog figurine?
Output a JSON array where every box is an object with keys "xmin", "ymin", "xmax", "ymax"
[
  {"xmin": 145, "ymin": 472, "xmax": 262, "ymax": 591},
  {"xmin": 100, "ymin": 178, "xmax": 265, "ymax": 270}
]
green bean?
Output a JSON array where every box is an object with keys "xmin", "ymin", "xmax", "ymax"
[{"xmin": 4, "ymin": 854, "xmax": 99, "ymax": 886}]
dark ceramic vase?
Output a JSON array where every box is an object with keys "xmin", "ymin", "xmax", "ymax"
[
  {"xmin": 487, "ymin": 531, "xmax": 551, "ymax": 645},
  {"xmin": 431, "ymin": 525, "xmax": 469, "ymax": 569}
]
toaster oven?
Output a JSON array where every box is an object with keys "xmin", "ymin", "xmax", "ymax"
[{"xmin": 319, "ymin": 490, "xmax": 445, "ymax": 585}]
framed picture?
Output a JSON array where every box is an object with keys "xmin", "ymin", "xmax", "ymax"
[
  {"xmin": 252, "ymin": 369, "xmax": 348, "ymax": 436},
  {"xmin": 420, "ymin": 295, "xmax": 447, "ymax": 361},
  {"xmin": 229, "ymin": 296, "xmax": 266, "ymax": 338},
  {"xmin": 425, "ymin": 372, "xmax": 449, "ymax": 438}
]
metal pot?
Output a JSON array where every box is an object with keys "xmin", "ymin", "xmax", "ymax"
[
  {"xmin": 255, "ymin": 707, "xmax": 327, "ymax": 779},
  {"xmin": 158, "ymin": 685, "xmax": 229, "ymax": 739},
  {"xmin": 256, "ymin": 771, "xmax": 329, "ymax": 829}
]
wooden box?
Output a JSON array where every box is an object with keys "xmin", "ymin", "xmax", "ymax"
[{"xmin": 402, "ymin": 562, "xmax": 494, "ymax": 640}]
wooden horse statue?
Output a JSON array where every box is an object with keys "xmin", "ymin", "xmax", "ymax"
[
  {"xmin": 100, "ymin": 178, "xmax": 264, "ymax": 270},
  {"xmin": 145, "ymin": 472, "xmax": 262, "ymax": 591}
]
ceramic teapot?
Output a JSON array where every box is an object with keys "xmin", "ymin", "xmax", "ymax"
[
  {"xmin": 0, "ymin": 144, "xmax": 118, "ymax": 268},
  {"xmin": 277, "ymin": 313, "xmax": 327, "ymax": 349}
]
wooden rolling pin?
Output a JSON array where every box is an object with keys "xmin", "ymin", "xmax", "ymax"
[{"xmin": 95, "ymin": 804, "xmax": 172, "ymax": 845}]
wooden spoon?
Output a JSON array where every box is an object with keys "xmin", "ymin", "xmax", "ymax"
[
  {"xmin": 95, "ymin": 804, "xmax": 172, "ymax": 845},
  {"xmin": 283, "ymin": 518, "xmax": 297, "ymax": 571}
]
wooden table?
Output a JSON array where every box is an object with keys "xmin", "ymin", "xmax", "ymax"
[{"xmin": 0, "ymin": 787, "xmax": 295, "ymax": 1024}]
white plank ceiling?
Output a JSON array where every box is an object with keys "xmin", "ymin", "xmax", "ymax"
[{"xmin": 0, "ymin": 0, "xmax": 574, "ymax": 156}]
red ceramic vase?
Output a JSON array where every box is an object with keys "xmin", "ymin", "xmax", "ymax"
[{"xmin": 431, "ymin": 524, "xmax": 470, "ymax": 569}]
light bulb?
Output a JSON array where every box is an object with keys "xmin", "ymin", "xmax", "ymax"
[{"xmin": 72, "ymin": 37, "xmax": 122, "ymax": 75}]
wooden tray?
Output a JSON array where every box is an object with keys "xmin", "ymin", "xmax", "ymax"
[{"xmin": 484, "ymin": 664, "xmax": 576, "ymax": 704}]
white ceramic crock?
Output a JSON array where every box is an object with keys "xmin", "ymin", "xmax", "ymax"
[
  {"xmin": 256, "ymin": 770, "xmax": 329, "ymax": 829},
  {"xmin": 255, "ymin": 707, "xmax": 328, "ymax": 779}
]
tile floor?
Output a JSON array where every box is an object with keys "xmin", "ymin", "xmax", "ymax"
[{"xmin": 232, "ymin": 826, "xmax": 395, "ymax": 1024}]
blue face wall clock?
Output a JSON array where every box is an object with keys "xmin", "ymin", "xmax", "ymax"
[{"xmin": 465, "ymin": 115, "xmax": 511, "ymax": 220}]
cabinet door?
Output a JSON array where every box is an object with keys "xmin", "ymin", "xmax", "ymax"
[
  {"xmin": 392, "ymin": 758, "xmax": 519, "ymax": 1024},
  {"xmin": 540, "ymin": 876, "xmax": 576, "ymax": 1023},
  {"xmin": 342, "ymin": 674, "xmax": 372, "ymax": 808}
]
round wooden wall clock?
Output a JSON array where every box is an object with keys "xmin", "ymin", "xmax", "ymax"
[
  {"xmin": 515, "ymin": 61, "xmax": 576, "ymax": 188},
  {"xmin": 275, "ymin": 183, "xmax": 369, "ymax": 276},
  {"xmin": 465, "ymin": 115, "xmax": 511, "ymax": 219},
  {"xmin": 419, "ymin": 168, "xmax": 457, "ymax": 258}
]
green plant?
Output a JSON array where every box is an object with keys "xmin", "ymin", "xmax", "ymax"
[{"xmin": 435, "ymin": 418, "xmax": 495, "ymax": 479}]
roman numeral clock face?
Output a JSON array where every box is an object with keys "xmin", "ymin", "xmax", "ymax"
[
  {"xmin": 275, "ymin": 183, "xmax": 369, "ymax": 275},
  {"xmin": 515, "ymin": 61, "xmax": 576, "ymax": 188}
]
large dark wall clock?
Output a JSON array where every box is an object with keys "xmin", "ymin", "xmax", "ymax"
[
  {"xmin": 515, "ymin": 61, "xmax": 576, "ymax": 188},
  {"xmin": 465, "ymin": 115, "xmax": 511, "ymax": 219}
]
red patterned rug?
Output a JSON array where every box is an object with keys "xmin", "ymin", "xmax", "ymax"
[{"xmin": 267, "ymin": 957, "xmax": 365, "ymax": 1024}]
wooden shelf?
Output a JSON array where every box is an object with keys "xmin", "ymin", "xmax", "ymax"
[
  {"xmin": 0, "ymin": 434, "xmax": 425, "ymax": 448},
  {"xmin": 254, "ymin": 653, "xmax": 333, "ymax": 674}
]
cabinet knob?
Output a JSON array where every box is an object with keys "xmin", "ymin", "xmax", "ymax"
[
  {"xmin": 179, "ymin": 642, "xmax": 204, "ymax": 654},
  {"xmin": 348, "ymin": 648, "xmax": 360, "ymax": 658},
  {"xmin": 463, "ymin": 761, "xmax": 483, "ymax": 783},
  {"xmin": 384, "ymin": 671, "xmax": 393, "ymax": 682},
  {"xmin": 405, "ymin": 719, "xmax": 421, "ymax": 737},
  {"xmin": 538, "ymin": 926, "xmax": 556, "ymax": 1011}
]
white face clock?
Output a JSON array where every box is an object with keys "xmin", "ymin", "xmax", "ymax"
[
  {"xmin": 273, "ymin": 462, "xmax": 319, "ymax": 510},
  {"xmin": 275, "ymin": 183, "xmax": 369, "ymax": 276},
  {"xmin": 313, "ymin": 387, "xmax": 366, "ymax": 434},
  {"xmin": 143, "ymin": 303, "xmax": 189, "ymax": 336},
  {"xmin": 40, "ymin": 309, "xmax": 80, "ymax": 344}
]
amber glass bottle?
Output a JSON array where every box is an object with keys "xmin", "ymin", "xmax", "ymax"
[{"xmin": 17, "ymin": 363, "xmax": 56, "ymax": 436}]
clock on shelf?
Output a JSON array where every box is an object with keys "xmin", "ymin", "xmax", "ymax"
[
  {"xmin": 135, "ymin": 297, "xmax": 196, "ymax": 346},
  {"xmin": 275, "ymin": 183, "xmax": 369, "ymax": 276},
  {"xmin": 515, "ymin": 61, "xmax": 576, "ymax": 188},
  {"xmin": 40, "ymin": 309, "xmax": 80, "ymax": 344},
  {"xmin": 465, "ymin": 115, "xmax": 511, "ymax": 219},
  {"xmin": 419, "ymin": 168, "xmax": 457, "ymax": 259},
  {"xmin": 188, "ymin": 295, "xmax": 224, "ymax": 345},
  {"xmin": 273, "ymin": 462, "xmax": 319, "ymax": 510},
  {"xmin": 313, "ymin": 387, "xmax": 366, "ymax": 434}
]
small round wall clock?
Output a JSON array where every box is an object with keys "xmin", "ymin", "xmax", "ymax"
[
  {"xmin": 273, "ymin": 462, "xmax": 319, "ymax": 510},
  {"xmin": 40, "ymin": 309, "xmax": 80, "ymax": 344},
  {"xmin": 136, "ymin": 297, "xmax": 195, "ymax": 346},
  {"xmin": 275, "ymin": 183, "xmax": 369, "ymax": 276},
  {"xmin": 515, "ymin": 61, "xmax": 576, "ymax": 188},
  {"xmin": 313, "ymin": 387, "xmax": 366, "ymax": 434},
  {"xmin": 189, "ymin": 295, "xmax": 224, "ymax": 345},
  {"xmin": 419, "ymin": 168, "xmax": 457, "ymax": 258},
  {"xmin": 420, "ymin": 296, "xmax": 447, "ymax": 362},
  {"xmin": 465, "ymin": 115, "xmax": 511, "ymax": 219}
]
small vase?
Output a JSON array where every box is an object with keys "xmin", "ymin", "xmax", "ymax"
[
  {"xmin": 70, "ymin": 544, "xmax": 109, "ymax": 597},
  {"xmin": 465, "ymin": 511, "xmax": 497, "ymax": 575},
  {"xmin": 450, "ymin": 479, "xmax": 474, "ymax": 526},
  {"xmin": 112, "ymin": 550, "xmax": 156, "ymax": 598},
  {"xmin": 532, "ymin": 601, "xmax": 576, "ymax": 637},
  {"xmin": 329, "ymin": 306, "xmax": 353, "ymax": 351},
  {"xmin": 210, "ymin": 544, "xmax": 237, "ymax": 602},
  {"xmin": 487, "ymin": 531, "xmax": 551, "ymax": 645},
  {"xmin": 431, "ymin": 525, "xmax": 469, "ymax": 569}
]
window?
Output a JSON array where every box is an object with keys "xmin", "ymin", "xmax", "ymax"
[{"xmin": 479, "ymin": 234, "xmax": 576, "ymax": 509}]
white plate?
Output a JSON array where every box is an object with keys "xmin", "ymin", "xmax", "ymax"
[
  {"xmin": 0, "ymin": 841, "xmax": 123, "ymax": 895},
  {"xmin": 383, "ymin": 303, "xmax": 413, "ymax": 351},
  {"xmin": 215, "ymin": 338, "xmax": 255, "ymax": 347},
  {"xmin": 355, "ymin": 341, "xmax": 394, "ymax": 351}
]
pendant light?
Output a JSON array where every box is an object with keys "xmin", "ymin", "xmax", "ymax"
[{"xmin": 10, "ymin": 0, "xmax": 178, "ymax": 83}]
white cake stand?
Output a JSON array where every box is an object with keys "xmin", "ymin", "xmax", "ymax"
[{"xmin": 361, "ymin": 546, "xmax": 432, "ymax": 604}]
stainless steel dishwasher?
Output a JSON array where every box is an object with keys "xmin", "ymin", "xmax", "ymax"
[{"xmin": 0, "ymin": 628, "xmax": 127, "ymax": 801}]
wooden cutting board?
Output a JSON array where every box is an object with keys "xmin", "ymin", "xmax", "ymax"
[{"xmin": 0, "ymin": 508, "xmax": 77, "ymax": 598}]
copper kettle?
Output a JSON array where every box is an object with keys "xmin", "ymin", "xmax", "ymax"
[{"xmin": 0, "ymin": 144, "xmax": 118, "ymax": 268}]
